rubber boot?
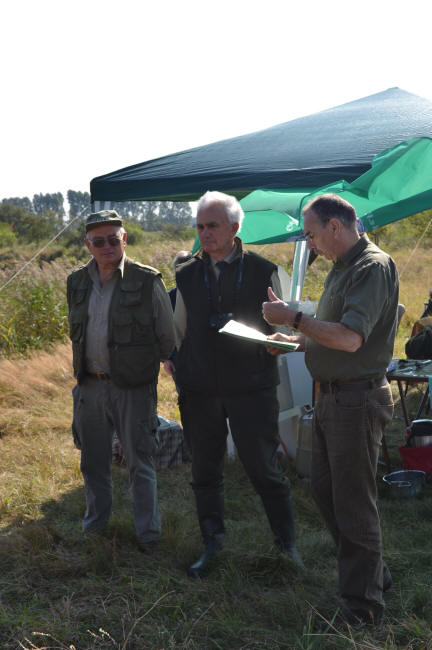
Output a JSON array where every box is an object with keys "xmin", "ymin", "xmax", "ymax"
[
  {"xmin": 187, "ymin": 532, "xmax": 224, "ymax": 578},
  {"xmin": 261, "ymin": 492, "xmax": 304, "ymax": 568},
  {"xmin": 187, "ymin": 486, "xmax": 225, "ymax": 578}
]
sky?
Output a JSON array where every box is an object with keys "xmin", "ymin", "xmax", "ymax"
[{"xmin": 1, "ymin": 0, "xmax": 431, "ymax": 202}]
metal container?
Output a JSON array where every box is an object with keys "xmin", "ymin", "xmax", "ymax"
[
  {"xmin": 383, "ymin": 470, "xmax": 426, "ymax": 498},
  {"xmin": 410, "ymin": 434, "xmax": 432, "ymax": 447},
  {"xmin": 408, "ymin": 419, "xmax": 432, "ymax": 447}
]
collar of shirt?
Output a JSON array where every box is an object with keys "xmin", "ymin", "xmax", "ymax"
[
  {"xmin": 197, "ymin": 236, "xmax": 244, "ymax": 266},
  {"xmin": 86, "ymin": 253, "xmax": 126, "ymax": 284},
  {"xmin": 334, "ymin": 233, "xmax": 370, "ymax": 270},
  {"xmin": 209, "ymin": 241, "xmax": 240, "ymax": 270}
]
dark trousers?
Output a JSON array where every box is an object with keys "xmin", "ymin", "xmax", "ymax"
[
  {"xmin": 311, "ymin": 384, "xmax": 394, "ymax": 608},
  {"xmin": 179, "ymin": 387, "xmax": 296, "ymax": 547}
]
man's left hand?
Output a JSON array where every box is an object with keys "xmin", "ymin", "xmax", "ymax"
[{"xmin": 262, "ymin": 287, "xmax": 297, "ymax": 326}]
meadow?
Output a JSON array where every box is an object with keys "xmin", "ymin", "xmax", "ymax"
[{"xmin": 0, "ymin": 226, "xmax": 432, "ymax": 649}]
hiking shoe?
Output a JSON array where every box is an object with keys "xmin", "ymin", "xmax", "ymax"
[{"xmin": 138, "ymin": 540, "xmax": 158, "ymax": 554}]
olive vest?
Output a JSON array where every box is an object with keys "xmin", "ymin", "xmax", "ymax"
[
  {"xmin": 67, "ymin": 258, "xmax": 160, "ymax": 387},
  {"xmin": 175, "ymin": 247, "xmax": 279, "ymax": 394}
]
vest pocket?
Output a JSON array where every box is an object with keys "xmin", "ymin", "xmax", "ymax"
[
  {"xmin": 69, "ymin": 314, "xmax": 83, "ymax": 341},
  {"xmin": 133, "ymin": 312, "xmax": 153, "ymax": 342},
  {"xmin": 112, "ymin": 311, "xmax": 133, "ymax": 344},
  {"xmin": 119, "ymin": 282, "xmax": 143, "ymax": 307}
]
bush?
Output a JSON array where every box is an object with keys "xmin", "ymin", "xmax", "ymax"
[
  {"xmin": 0, "ymin": 261, "xmax": 71, "ymax": 356},
  {"xmin": 123, "ymin": 220, "xmax": 146, "ymax": 245},
  {"xmin": 0, "ymin": 222, "xmax": 17, "ymax": 248}
]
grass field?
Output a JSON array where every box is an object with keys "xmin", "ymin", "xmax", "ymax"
[{"xmin": 1, "ymin": 232, "xmax": 432, "ymax": 648}]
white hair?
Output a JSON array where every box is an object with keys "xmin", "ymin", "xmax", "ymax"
[
  {"xmin": 197, "ymin": 191, "xmax": 244, "ymax": 228},
  {"xmin": 85, "ymin": 225, "xmax": 125, "ymax": 241}
]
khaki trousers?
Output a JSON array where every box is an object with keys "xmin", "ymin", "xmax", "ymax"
[
  {"xmin": 72, "ymin": 376, "xmax": 160, "ymax": 544},
  {"xmin": 311, "ymin": 383, "xmax": 393, "ymax": 609}
]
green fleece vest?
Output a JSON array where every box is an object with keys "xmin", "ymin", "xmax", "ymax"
[
  {"xmin": 175, "ymin": 249, "xmax": 279, "ymax": 394},
  {"xmin": 67, "ymin": 258, "xmax": 160, "ymax": 387}
]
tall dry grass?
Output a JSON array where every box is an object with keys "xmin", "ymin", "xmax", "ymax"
[{"xmin": 0, "ymin": 233, "xmax": 431, "ymax": 648}]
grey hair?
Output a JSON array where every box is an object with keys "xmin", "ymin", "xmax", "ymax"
[
  {"xmin": 85, "ymin": 225, "xmax": 126, "ymax": 241},
  {"xmin": 197, "ymin": 191, "xmax": 244, "ymax": 228}
]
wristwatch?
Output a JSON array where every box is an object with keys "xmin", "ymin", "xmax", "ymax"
[{"xmin": 292, "ymin": 311, "xmax": 303, "ymax": 330}]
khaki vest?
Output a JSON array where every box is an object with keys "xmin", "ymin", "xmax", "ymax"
[{"xmin": 67, "ymin": 258, "xmax": 160, "ymax": 387}]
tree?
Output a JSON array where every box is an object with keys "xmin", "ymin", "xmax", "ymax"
[
  {"xmin": 158, "ymin": 201, "xmax": 192, "ymax": 225},
  {"xmin": 2, "ymin": 196, "xmax": 33, "ymax": 212},
  {"xmin": 0, "ymin": 202, "xmax": 52, "ymax": 243},
  {"xmin": 67, "ymin": 190, "xmax": 91, "ymax": 218},
  {"xmin": 33, "ymin": 193, "xmax": 65, "ymax": 220},
  {"xmin": 111, "ymin": 200, "xmax": 159, "ymax": 223}
]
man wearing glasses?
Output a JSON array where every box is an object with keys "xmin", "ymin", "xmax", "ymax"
[
  {"xmin": 67, "ymin": 210, "xmax": 175, "ymax": 553},
  {"xmin": 263, "ymin": 194, "xmax": 398, "ymax": 626}
]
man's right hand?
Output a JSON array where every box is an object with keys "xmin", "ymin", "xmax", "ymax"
[{"xmin": 265, "ymin": 332, "xmax": 302, "ymax": 356}]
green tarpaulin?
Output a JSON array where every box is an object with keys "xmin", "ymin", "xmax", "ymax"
[{"xmin": 237, "ymin": 137, "xmax": 432, "ymax": 244}]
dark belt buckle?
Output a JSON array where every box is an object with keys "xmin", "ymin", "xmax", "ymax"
[{"xmin": 92, "ymin": 371, "xmax": 109, "ymax": 380}]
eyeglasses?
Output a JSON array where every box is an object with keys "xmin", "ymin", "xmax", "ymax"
[{"xmin": 88, "ymin": 235, "xmax": 123, "ymax": 248}]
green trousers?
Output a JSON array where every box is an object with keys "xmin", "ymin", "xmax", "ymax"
[{"xmin": 311, "ymin": 383, "xmax": 394, "ymax": 609}]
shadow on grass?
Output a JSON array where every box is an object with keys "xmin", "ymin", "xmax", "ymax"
[{"xmin": 1, "ymin": 399, "xmax": 432, "ymax": 649}]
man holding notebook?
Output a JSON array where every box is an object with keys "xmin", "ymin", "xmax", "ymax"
[{"xmin": 263, "ymin": 194, "xmax": 398, "ymax": 626}]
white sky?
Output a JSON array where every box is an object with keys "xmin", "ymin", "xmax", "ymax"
[{"xmin": 1, "ymin": 0, "xmax": 431, "ymax": 201}]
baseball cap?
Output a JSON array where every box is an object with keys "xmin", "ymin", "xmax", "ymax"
[{"xmin": 85, "ymin": 209, "xmax": 123, "ymax": 232}]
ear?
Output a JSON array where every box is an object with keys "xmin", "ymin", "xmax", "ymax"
[
  {"xmin": 232, "ymin": 221, "xmax": 240, "ymax": 236},
  {"xmin": 85, "ymin": 237, "xmax": 91, "ymax": 253},
  {"xmin": 329, "ymin": 218, "xmax": 342, "ymax": 237}
]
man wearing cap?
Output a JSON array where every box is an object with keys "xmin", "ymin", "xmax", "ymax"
[
  {"xmin": 262, "ymin": 194, "xmax": 398, "ymax": 626},
  {"xmin": 67, "ymin": 210, "xmax": 175, "ymax": 552}
]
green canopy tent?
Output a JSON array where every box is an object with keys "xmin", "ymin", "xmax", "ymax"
[
  {"xmin": 90, "ymin": 88, "xmax": 432, "ymax": 204},
  {"xmin": 90, "ymin": 90, "xmax": 432, "ymax": 300}
]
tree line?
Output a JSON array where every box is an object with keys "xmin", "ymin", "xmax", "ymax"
[{"xmin": 0, "ymin": 191, "xmax": 193, "ymax": 246}]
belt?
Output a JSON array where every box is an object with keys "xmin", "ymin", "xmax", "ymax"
[
  {"xmin": 319, "ymin": 376, "xmax": 388, "ymax": 394},
  {"xmin": 87, "ymin": 371, "xmax": 110, "ymax": 380}
]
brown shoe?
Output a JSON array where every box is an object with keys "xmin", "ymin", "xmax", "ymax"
[{"xmin": 138, "ymin": 540, "xmax": 158, "ymax": 554}]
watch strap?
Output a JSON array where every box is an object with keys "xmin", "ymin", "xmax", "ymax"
[{"xmin": 292, "ymin": 311, "xmax": 303, "ymax": 330}]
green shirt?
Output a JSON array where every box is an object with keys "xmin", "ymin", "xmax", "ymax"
[{"xmin": 305, "ymin": 235, "xmax": 399, "ymax": 382}]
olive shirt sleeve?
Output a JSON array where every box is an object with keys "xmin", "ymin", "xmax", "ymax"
[
  {"xmin": 152, "ymin": 276, "xmax": 176, "ymax": 360},
  {"xmin": 339, "ymin": 262, "xmax": 391, "ymax": 343}
]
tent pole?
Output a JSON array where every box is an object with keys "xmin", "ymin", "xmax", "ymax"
[{"xmin": 290, "ymin": 241, "xmax": 309, "ymax": 301}]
